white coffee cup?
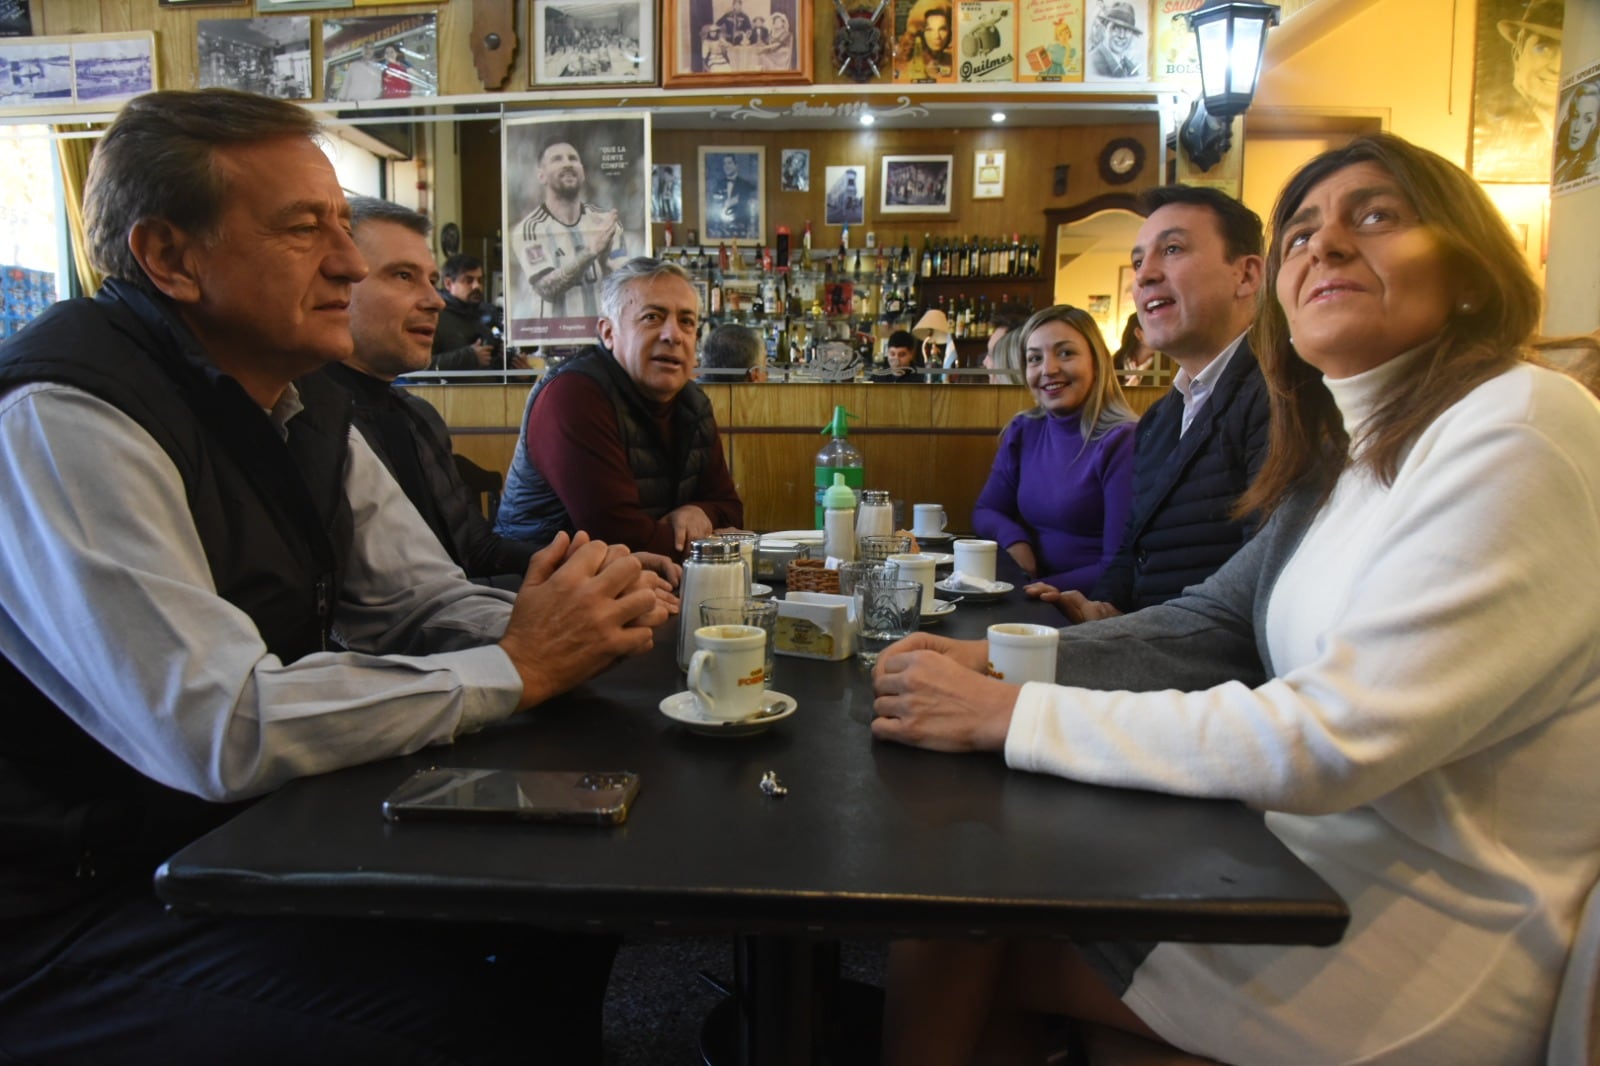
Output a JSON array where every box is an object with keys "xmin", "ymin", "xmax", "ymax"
[
  {"xmin": 986, "ymin": 623, "xmax": 1060, "ymax": 685},
  {"xmin": 912, "ymin": 503, "xmax": 947, "ymax": 537},
  {"xmin": 687, "ymin": 624, "xmax": 768, "ymax": 721},
  {"xmin": 887, "ymin": 553, "xmax": 937, "ymax": 612},
  {"xmin": 953, "ymin": 538, "xmax": 998, "ymax": 583}
]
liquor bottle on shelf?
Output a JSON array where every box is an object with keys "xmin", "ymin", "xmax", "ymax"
[
  {"xmin": 775, "ymin": 225, "xmax": 790, "ymax": 270},
  {"xmin": 663, "ymin": 223, "xmax": 674, "ymax": 249},
  {"xmin": 852, "ymin": 248, "xmax": 862, "ymax": 279},
  {"xmin": 709, "ymin": 264, "xmax": 724, "ymax": 316},
  {"xmin": 839, "ymin": 225, "xmax": 850, "ymax": 258},
  {"xmin": 920, "ymin": 233, "xmax": 932, "ymax": 278},
  {"xmin": 719, "ymin": 242, "xmax": 730, "ymax": 272},
  {"xmin": 800, "ymin": 221, "xmax": 813, "ymax": 271},
  {"xmin": 900, "ymin": 236, "xmax": 912, "ymax": 274}
]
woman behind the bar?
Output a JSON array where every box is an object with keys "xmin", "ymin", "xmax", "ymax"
[
  {"xmin": 971, "ymin": 305, "xmax": 1135, "ymax": 588},
  {"xmin": 871, "ymin": 133, "xmax": 1600, "ymax": 1064}
]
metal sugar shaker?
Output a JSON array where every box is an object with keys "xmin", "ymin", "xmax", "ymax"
[
  {"xmin": 855, "ymin": 489, "xmax": 894, "ymax": 541},
  {"xmin": 676, "ymin": 538, "xmax": 752, "ymax": 671}
]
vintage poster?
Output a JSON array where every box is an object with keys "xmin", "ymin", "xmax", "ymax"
[
  {"xmin": 503, "ymin": 112, "xmax": 650, "ymax": 345},
  {"xmin": 1470, "ymin": 0, "xmax": 1562, "ymax": 183},
  {"xmin": 1150, "ymin": 0, "xmax": 1199, "ymax": 84},
  {"xmin": 198, "ymin": 18, "xmax": 312, "ymax": 99},
  {"xmin": 892, "ymin": 0, "xmax": 956, "ymax": 83},
  {"xmin": 1552, "ymin": 60, "xmax": 1600, "ymax": 197},
  {"xmin": 956, "ymin": 0, "xmax": 1015, "ymax": 82},
  {"xmin": 1017, "ymin": 0, "xmax": 1081, "ymax": 83},
  {"xmin": 1081, "ymin": 0, "xmax": 1148, "ymax": 83}
]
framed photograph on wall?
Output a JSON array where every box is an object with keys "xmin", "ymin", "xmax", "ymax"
[
  {"xmin": 780, "ymin": 147, "xmax": 809, "ymax": 191},
  {"xmin": 877, "ymin": 152, "xmax": 954, "ymax": 217},
  {"xmin": 699, "ymin": 145, "xmax": 765, "ymax": 244},
  {"xmin": 71, "ymin": 33, "xmax": 157, "ymax": 106},
  {"xmin": 823, "ymin": 164, "xmax": 866, "ymax": 227},
  {"xmin": 198, "ymin": 17, "xmax": 312, "ymax": 99},
  {"xmin": 972, "ymin": 148, "xmax": 1004, "ymax": 198},
  {"xmin": 652, "ymin": 163, "xmax": 682, "ymax": 222},
  {"xmin": 0, "ymin": 38, "xmax": 73, "ymax": 112},
  {"xmin": 531, "ymin": 0, "xmax": 655, "ymax": 87},
  {"xmin": 503, "ymin": 111, "xmax": 651, "ymax": 345},
  {"xmin": 662, "ymin": 0, "xmax": 812, "ymax": 88},
  {"xmin": 323, "ymin": 15, "xmax": 438, "ymax": 101}
]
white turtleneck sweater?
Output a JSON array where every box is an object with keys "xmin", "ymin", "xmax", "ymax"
[{"xmin": 1006, "ymin": 359, "xmax": 1600, "ymax": 1065}]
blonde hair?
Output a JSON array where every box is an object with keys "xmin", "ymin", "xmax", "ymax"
[{"xmin": 1016, "ymin": 304, "xmax": 1135, "ymax": 438}]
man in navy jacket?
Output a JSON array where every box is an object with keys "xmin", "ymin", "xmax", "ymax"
[{"xmin": 1035, "ymin": 185, "xmax": 1270, "ymax": 620}]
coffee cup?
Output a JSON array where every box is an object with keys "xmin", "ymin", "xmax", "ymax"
[
  {"xmin": 687, "ymin": 624, "xmax": 768, "ymax": 721},
  {"xmin": 887, "ymin": 553, "xmax": 936, "ymax": 612},
  {"xmin": 912, "ymin": 503, "xmax": 947, "ymax": 537},
  {"xmin": 986, "ymin": 623, "xmax": 1059, "ymax": 686},
  {"xmin": 953, "ymin": 539, "xmax": 999, "ymax": 583}
]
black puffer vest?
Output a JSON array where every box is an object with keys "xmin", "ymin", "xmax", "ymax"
[
  {"xmin": 496, "ymin": 347, "xmax": 716, "ymax": 544},
  {"xmin": 0, "ymin": 279, "xmax": 354, "ymax": 921}
]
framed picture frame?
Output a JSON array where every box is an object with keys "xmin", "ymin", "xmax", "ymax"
[
  {"xmin": 652, "ymin": 163, "xmax": 683, "ymax": 222},
  {"xmin": 69, "ymin": 32, "xmax": 158, "ymax": 107},
  {"xmin": 198, "ymin": 17, "xmax": 313, "ymax": 99},
  {"xmin": 503, "ymin": 111, "xmax": 651, "ymax": 345},
  {"xmin": 662, "ymin": 0, "xmax": 812, "ymax": 88},
  {"xmin": 699, "ymin": 145, "xmax": 766, "ymax": 245},
  {"xmin": 530, "ymin": 0, "xmax": 655, "ymax": 87},
  {"xmin": 823, "ymin": 164, "xmax": 866, "ymax": 227},
  {"xmin": 0, "ymin": 38, "xmax": 74, "ymax": 113},
  {"xmin": 877, "ymin": 152, "xmax": 954, "ymax": 217},
  {"xmin": 1468, "ymin": 0, "xmax": 1561, "ymax": 183},
  {"xmin": 323, "ymin": 14, "xmax": 438, "ymax": 102},
  {"xmin": 972, "ymin": 148, "xmax": 1004, "ymax": 199},
  {"xmin": 780, "ymin": 147, "xmax": 809, "ymax": 191}
]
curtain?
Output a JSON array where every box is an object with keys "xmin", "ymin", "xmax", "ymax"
[{"xmin": 53, "ymin": 125, "xmax": 101, "ymax": 296}]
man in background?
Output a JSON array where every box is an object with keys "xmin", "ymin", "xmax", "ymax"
[
  {"xmin": 1041, "ymin": 185, "xmax": 1269, "ymax": 621},
  {"xmin": 333, "ymin": 196, "xmax": 679, "ymax": 591},
  {"xmin": 511, "ymin": 138, "xmax": 626, "ymax": 324},
  {"xmin": 697, "ymin": 322, "xmax": 768, "ymax": 382},
  {"xmin": 497, "ymin": 257, "xmax": 743, "ymax": 560},
  {"xmin": 431, "ymin": 252, "xmax": 499, "ymax": 373},
  {"xmin": 873, "ymin": 329, "xmax": 926, "ymax": 383},
  {"xmin": 0, "ymin": 88, "xmax": 661, "ymax": 1061}
]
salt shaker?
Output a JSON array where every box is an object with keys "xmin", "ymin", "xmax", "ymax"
[
  {"xmin": 677, "ymin": 538, "xmax": 751, "ymax": 671},
  {"xmin": 856, "ymin": 489, "xmax": 894, "ymax": 543}
]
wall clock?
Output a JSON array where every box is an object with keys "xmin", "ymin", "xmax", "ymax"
[{"xmin": 1099, "ymin": 138, "xmax": 1146, "ymax": 185}]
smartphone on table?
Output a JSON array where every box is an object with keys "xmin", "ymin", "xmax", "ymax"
[{"xmin": 381, "ymin": 768, "xmax": 640, "ymax": 825}]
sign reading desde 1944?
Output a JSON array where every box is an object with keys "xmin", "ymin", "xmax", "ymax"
[{"xmin": 956, "ymin": 0, "xmax": 1016, "ymax": 82}]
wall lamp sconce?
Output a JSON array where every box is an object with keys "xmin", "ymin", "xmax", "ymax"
[{"xmin": 1179, "ymin": 0, "xmax": 1280, "ymax": 171}]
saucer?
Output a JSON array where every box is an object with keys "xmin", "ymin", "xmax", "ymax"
[
  {"xmin": 935, "ymin": 578, "xmax": 1014, "ymax": 603},
  {"xmin": 919, "ymin": 599, "xmax": 957, "ymax": 625},
  {"xmin": 659, "ymin": 690, "xmax": 797, "ymax": 737},
  {"xmin": 749, "ymin": 583, "xmax": 774, "ymax": 599},
  {"xmin": 918, "ymin": 552, "xmax": 956, "ymax": 568}
]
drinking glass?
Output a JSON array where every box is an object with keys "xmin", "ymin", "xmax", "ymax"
[
  {"xmin": 854, "ymin": 579, "xmax": 921, "ymax": 667},
  {"xmin": 837, "ymin": 561, "xmax": 890, "ymax": 597},
  {"xmin": 859, "ymin": 534, "xmax": 912, "ymax": 565},
  {"xmin": 700, "ymin": 597, "xmax": 779, "ymax": 684}
]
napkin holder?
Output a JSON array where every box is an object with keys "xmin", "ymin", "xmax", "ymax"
[{"xmin": 775, "ymin": 593, "xmax": 854, "ymax": 661}]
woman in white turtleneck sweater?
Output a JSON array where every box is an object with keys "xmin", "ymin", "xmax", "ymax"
[{"xmin": 868, "ymin": 133, "xmax": 1600, "ymax": 1066}]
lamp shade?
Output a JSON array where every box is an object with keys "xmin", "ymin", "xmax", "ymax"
[
  {"xmin": 1189, "ymin": 0, "xmax": 1280, "ymax": 119},
  {"xmin": 912, "ymin": 309, "xmax": 951, "ymax": 343}
]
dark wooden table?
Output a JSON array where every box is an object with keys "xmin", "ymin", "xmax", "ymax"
[{"xmin": 156, "ymin": 582, "xmax": 1347, "ymax": 1065}]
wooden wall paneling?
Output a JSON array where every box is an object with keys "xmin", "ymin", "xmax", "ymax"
[
  {"xmin": 932, "ymin": 429, "xmax": 1003, "ymax": 532},
  {"xmin": 700, "ymin": 382, "xmax": 734, "ymax": 427},
  {"xmin": 450, "ymin": 433, "xmax": 518, "ymax": 477},
  {"xmin": 859, "ymin": 382, "xmax": 931, "ymax": 428},
  {"xmin": 732, "ymin": 382, "xmax": 838, "ymax": 431},
  {"xmin": 727, "ymin": 433, "xmax": 823, "ymax": 532}
]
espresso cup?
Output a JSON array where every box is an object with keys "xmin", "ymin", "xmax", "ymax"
[
  {"xmin": 687, "ymin": 624, "xmax": 768, "ymax": 721},
  {"xmin": 912, "ymin": 503, "xmax": 947, "ymax": 537},
  {"xmin": 887, "ymin": 553, "xmax": 937, "ymax": 612},
  {"xmin": 953, "ymin": 538, "xmax": 999, "ymax": 583},
  {"xmin": 986, "ymin": 623, "xmax": 1060, "ymax": 686}
]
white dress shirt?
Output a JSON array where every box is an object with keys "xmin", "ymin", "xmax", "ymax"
[
  {"xmin": 0, "ymin": 382, "xmax": 524, "ymax": 804},
  {"xmin": 1171, "ymin": 331, "xmax": 1246, "ymax": 436}
]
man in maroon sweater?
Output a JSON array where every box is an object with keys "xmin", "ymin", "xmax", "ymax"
[{"xmin": 496, "ymin": 258, "xmax": 743, "ymax": 560}]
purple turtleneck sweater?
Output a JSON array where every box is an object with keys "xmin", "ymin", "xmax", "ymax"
[{"xmin": 972, "ymin": 409, "xmax": 1136, "ymax": 592}]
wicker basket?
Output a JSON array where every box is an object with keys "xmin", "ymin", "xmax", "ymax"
[{"xmin": 787, "ymin": 557, "xmax": 841, "ymax": 594}]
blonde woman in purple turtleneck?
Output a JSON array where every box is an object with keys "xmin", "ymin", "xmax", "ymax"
[{"xmin": 972, "ymin": 305, "xmax": 1136, "ymax": 590}]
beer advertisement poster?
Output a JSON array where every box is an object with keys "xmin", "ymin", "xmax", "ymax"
[
  {"xmin": 1151, "ymin": 0, "xmax": 1201, "ymax": 87},
  {"xmin": 956, "ymin": 0, "xmax": 1016, "ymax": 82},
  {"xmin": 1017, "ymin": 0, "xmax": 1082, "ymax": 83}
]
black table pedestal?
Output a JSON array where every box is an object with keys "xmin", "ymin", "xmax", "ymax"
[{"xmin": 699, "ymin": 934, "xmax": 882, "ymax": 1066}]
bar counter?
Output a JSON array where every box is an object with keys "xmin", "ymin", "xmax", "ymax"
[{"xmin": 411, "ymin": 381, "xmax": 1170, "ymax": 533}]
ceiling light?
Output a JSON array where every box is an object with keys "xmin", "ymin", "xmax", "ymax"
[
  {"xmin": 859, "ymin": 113, "xmax": 876, "ymax": 126},
  {"xmin": 991, "ymin": 111, "xmax": 1006, "ymax": 123}
]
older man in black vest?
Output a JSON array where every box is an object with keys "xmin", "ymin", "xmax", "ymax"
[
  {"xmin": 497, "ymin": 257, "xmax": 744, "ymax": 560},
  {"xmin": 0, "ymin": 89, "xmax": 663, "ymax": 1061}
]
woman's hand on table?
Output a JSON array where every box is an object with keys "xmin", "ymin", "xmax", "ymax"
[
  {"xmin": 869, "ymin": 634, "xmax": 1020, "ymax": 753},
  {"xmin": 1026, "ymin": 584, "xmax": 1123, "ymax": 624},
  {"xmin": 1004, "ymin": 541, "xmax": 1039, "ymax": 582}
]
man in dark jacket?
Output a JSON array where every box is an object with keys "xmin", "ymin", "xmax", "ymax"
[
  {"xmin": 0, "ymin": 89, "xmax": 664, "ymax": 1061},
  {"xmin": 1037, "ymin": 185, "xmax": 1270, "ymax": 621},
  {"xmin": 430, "ymin": 252, "xmax": 496, "ymax": 372},
  {"xmin": 496, "ymin": 256, "xmax": 744, "ymax": 560},
  {"xmin": 331, "ymin": 196, "xmax": 680, "ymax": 591}
]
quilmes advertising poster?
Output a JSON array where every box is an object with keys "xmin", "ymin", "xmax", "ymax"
[
  {"xmin": 1018, "ymin": 0, "xmax": 1083, "ymax": 82},
  {"xmin": 956, "ymin": 0, "xmax": 1016, "ymax": 82}
]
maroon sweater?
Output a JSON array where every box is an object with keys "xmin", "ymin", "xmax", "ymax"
[{"xmin": 525, "ymin": 372, "xmax": 743, "ymax": 559}]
